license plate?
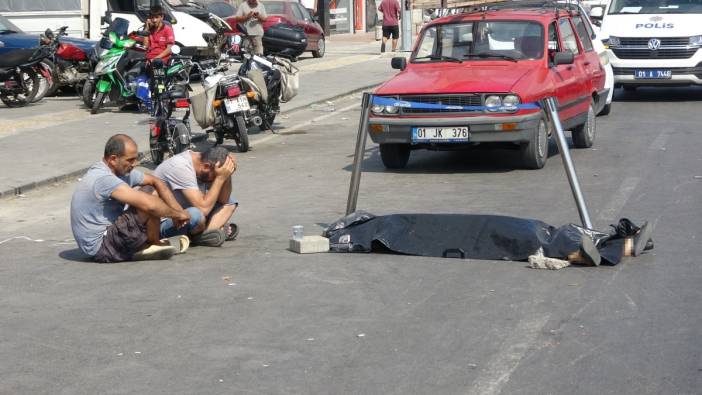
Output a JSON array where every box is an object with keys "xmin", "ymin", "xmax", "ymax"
[
  {"xmin": 634, "ymin": 69, "xmax": 672, "ymax": 79},
  {"xmin": 412, "ymin": 127, "xmax": 470, "ymax": 143},
  {"xmin": 224, "ymin": 96, "xmax": 250, "ymax": 114}
]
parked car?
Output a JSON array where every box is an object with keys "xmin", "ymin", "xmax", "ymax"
[
  {"xmin": 368, "ymin": 5, "xmax": 608, "ymax": 170},
  {"xmin": 225, "ymin": 0, "xmax": 325, "ymax": 58}
]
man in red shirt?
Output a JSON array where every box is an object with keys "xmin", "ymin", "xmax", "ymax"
[
  {"xmin": 144, "ymin": 6, "xmax": 175, "ymax": 62},
  {"xmin": 378, "ymin": 0, "xmax": 401, "ymax": 53}
]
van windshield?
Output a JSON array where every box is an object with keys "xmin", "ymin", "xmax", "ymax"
[
  {"xmin": 609, "ymin": 0, "xmax": 702, "ymax": 14},
  {"xmin": 412, "ymin": 21, "xmax": 544, "ymax": 62}
]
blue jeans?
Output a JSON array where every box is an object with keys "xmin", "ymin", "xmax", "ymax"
[{"xmin": 160, "ymin": 196, "xmax": 238, "ymax": 238}]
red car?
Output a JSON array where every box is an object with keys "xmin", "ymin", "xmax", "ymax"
[
  {"xmin": 368, "ymin": 5, "xmax": 607, "ymax": 169},
  {"xmin": 225, "ymin": 0, "xmax": 325, "ymax": 58}
]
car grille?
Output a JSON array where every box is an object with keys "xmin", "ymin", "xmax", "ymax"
[
  {"xmin": 612, "ymin": 37, "xmax": 699, "ymax": 59},
  {"xmin": 613, "ymin": 65, "xmax": 702, "ymax": 79},
  {"xmin": 397, "ymin": 94, "xmax": 483, "ymax": 114}
]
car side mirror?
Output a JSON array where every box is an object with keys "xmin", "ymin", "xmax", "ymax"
[
  {"xmin": 101, "ymin": 11, "xmax": 112, "ymax": 26},
  {"xmin": 553, "ymin": 51, "xmax": 574, "ymax": 65},
  {"xmin": 391, "ymin": 57, "xmax": 407, "ymax": 70}
]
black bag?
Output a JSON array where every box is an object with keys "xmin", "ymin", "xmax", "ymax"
[{"xmin": 263, "ymin": 23, "xmax": 307, "ymax": 58}]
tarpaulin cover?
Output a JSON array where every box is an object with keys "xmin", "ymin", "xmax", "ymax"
[
  {"xmin": 324, "ymin": 212, "xmax": 634, "ymax": 265},
  {"xmin": 0, "ymin": 0, "xmax": 81, "ymax": 12}
]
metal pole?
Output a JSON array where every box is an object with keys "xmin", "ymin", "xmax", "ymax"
[
  {"xmin": 542, "ymin": 97, "xmax": 593, "ymax": 229},
  {"xmin": 400, "ymin": 0, "xmax": 412, "ymax": 51},
  {"xmin": 346, "ymin": 93, "xmax": 371, "ymax": 215}
]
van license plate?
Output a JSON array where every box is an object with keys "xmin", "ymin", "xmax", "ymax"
[
  {"xmin": 412, "ymin": 127, "xmax": 470, "ymax": 143},
  {"xmin": 634, "ymin": 70, "xmax": 672, "ymax": 79}
]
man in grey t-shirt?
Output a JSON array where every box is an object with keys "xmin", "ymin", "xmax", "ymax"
[
  {"xmin": 70, "ymin": 134, "xmax": 190, "ymax": 262},
  {"xmin": 233, "ymin": 0, "xmax": 268, "ymax": 55},
  {"xmin": 154, "ymin": 147, "xmax": 238, "ymax": 246}
]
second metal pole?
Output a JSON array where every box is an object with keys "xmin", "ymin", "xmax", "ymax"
[
  {"xmin": 542, "ymin": 97, "xmax": 594, "ymax": 229},
  {"xmin": 346, "ymin": 93, "xmax": 371, "ymax": 215}
]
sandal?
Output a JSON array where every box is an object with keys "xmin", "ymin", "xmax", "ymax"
[
  {"xmin": 225, "ymin": 223, "xmax": 239, "ymax": 241},
  {"xmin": 192, "ymin": 229, "xmax": 225, "ymax": 247}
]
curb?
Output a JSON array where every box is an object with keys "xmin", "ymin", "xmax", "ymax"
[{"xmin": 0, "ymin": 83, "xmax": 380, "ymax": 201}]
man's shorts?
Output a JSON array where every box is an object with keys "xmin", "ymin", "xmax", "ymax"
[
  {"xmin": 159, "ymin": 196, "xmax": 239, "ymax": 238},
  {"xmin": 94, "ymin": 209, "xmax": 148, "ymax": 263},
  {"xmin": 382, "ymin": 25, "xmax": 399, "ymax": 39}
]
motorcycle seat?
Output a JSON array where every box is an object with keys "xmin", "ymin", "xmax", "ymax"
[{"xmin": 165, "ymin": 85, "xmax": 188, "ymax": 99}]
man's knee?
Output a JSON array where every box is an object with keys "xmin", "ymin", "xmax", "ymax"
[{"xmin": 187, "ymin": 207, "xmax": 205, "ymax": 229}]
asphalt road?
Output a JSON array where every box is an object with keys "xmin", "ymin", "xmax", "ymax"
[{"xmin": 0, "ymin": 86, "xmax": 701, "ymax": 394}]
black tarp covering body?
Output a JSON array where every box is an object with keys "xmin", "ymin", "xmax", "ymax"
[{"xmin": 324, "ymin": 212, "xmax": 626, "ymax": 265}]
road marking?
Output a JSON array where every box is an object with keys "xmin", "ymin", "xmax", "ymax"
[
  {"xmin": 252, "ymin": 101, "xmax": 360, "ymax": 146},
  {"xmin": 649, "ymin": 132, "xmax": 670, "ymax": 150},
  {"xmin": 467, "ymin": 314, "xmax": 550, "ymax": 395},
  {"xmin": 595, "ymin": 177, "xmax": 641, "ymax": 223},
  {"xmin": 300, "ymin": 54, "xmax": 380, "ymax": 74}
]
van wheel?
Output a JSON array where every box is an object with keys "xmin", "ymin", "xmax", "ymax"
[
  {"xmin": 380, "ymin": 143, "xmax": 410, "ymax": 169},
  {"xmin": 572, "ymin": 103, "xmax": 596, "ymax": 148},
  {"xmin": 598, "ymin": 103, "xmax": 611, "ymax": 116},
  {"xmin": 520, "ymin": 116, "xmax": 549, "ymax": 169}
]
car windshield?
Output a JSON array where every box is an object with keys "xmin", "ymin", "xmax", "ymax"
[
  {"xmin": 263, "ymin": 1, "xmax": 286, "ymax": 14},
  {"xmin": 413, "ymin": 21, "xmax": 544, "ymax": 62},
  {"xmin": 0, "ymin": 15, "xmax": 22, "ymax": 33},
  {"xmin": 609, "ymin": 0, "xmax": 702, "ymax": 14}
]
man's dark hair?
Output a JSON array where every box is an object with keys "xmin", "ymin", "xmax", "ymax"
[
  {"xmin": 149, "ymin": 5, "xmax": 165, "ymax": 17},
  {"xmin": 104, "ymin": 134, "xmax": 135, "ymax": 158},
  {"xmin": 201, "ymin": 146, "xmax": 230, "ymax": 166}
]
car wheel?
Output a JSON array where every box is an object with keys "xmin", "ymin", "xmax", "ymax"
[
  {"xmin": 379, "ymin": 143, "xmax": 410, "ymax": 169},
  {"xmin": 598, "ymin": 103, "xmax": 611, "ymax": 116},
  {"xmin": 572, "ymin": 103, "xmax": 596, "ymax": 149},
  {"xmin": 312, "ymin": 37, "xmax": 325, "ymax": 58},
  {"xmin": 520, "ymin": 116, "xmax": 549, "ymax": 169}
]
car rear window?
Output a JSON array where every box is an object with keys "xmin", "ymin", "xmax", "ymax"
[
  {"xmin": 263, "ymin": 1, "xmax": 286, "ymax": 14},
  {"xmin": 413, "ymin": 21, "xmax": 545, "ymax": 62}
]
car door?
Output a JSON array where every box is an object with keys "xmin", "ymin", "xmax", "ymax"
[
  {"xmin": 554, "ymin": 18, "xmax": 587, "ymax": 122},
  {"xmin": 292, "ymin": 3, "xmax": 320, "ymax": 50}
]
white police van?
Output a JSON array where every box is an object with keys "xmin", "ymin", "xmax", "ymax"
[{"xmin": 590, "ymin": 0, "xmax": 702, "ymax": 89}]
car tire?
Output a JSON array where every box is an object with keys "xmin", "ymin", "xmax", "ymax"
[
  {"xmin": 380, "ymin": 143, "xmax": 410, "ymax": 169},
  {"xmin": 520, "ymin": 116, "xmax": 549, "ymax": 169},
  {"xmin": 312, "ymin": 37, "xmax": 325, "ymax": 58},
  {"xmin": 572, "ymin": 103, "xmax": 596, "ymax": 149},
  {"xmin": 598, "ymin": 103, "xmax": 611, "ymax": 116}
]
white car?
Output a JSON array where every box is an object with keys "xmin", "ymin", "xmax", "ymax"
[{"xmin": 591, "ymin": 0, "xmax": 702, "ymax": 89}]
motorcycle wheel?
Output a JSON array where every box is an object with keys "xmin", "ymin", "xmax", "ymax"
[
  {"xmin": 91, "ymin": 92, "xmax": 106, "ymax": 114},
  {"xmin": 0, "ymin": 68, "xmax": 40, "ymax": 108},
  {"xmin": 82, "ymin": 79, "xmax": 96, "ymax": 108},
  {"xmin": 173, "ymin": 122, "xmax": 192, "ymax": 155},
  {"xmin": 150, "ymin": 145, "xmax": 164, "ymax": 165},
  {"xmin": 234, "ymin": 115, "xmax": 249, "ymax": 152},
  {"xmin": 43, "ymin": 59, "xmax": 60, "ymax": 98},
  {"xmin": 31, "ymin": 60, "xmax": 54, "ymax": 102}
]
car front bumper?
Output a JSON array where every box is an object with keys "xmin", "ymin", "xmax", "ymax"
[{"xmin": 367, "ymin": 111, "xmax": 542, "ymax": 146}]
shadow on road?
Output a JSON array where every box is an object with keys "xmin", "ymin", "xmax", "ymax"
[
  {"xmin": 59, "ymin": 248, "xmax": 93, "ymax": 262},
  {"xmin": 614, "ymin": 85, "xmax": 702, "ymax": 102}
]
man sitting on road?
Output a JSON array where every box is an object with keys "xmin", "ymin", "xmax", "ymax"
[
  {"xmin": 70, "ymin": 134, "xmax": 191, "ymax": 263},
  {"xmin": 232, "ymin": 0, "xmax": 268, "ymax": 55},
  {"xmin": 154, "ymin": 147, "xmax": 239, "ymax": 247},
  {"xmin": 144, "ymin": 5, "xmax": 175, "ymax": 62}
]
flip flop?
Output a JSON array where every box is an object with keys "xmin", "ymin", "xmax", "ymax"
[
  {"xmin": 225, "ymin": 223, "xmax": 239, "ymax": 241},
  {"xmin": 161, "ymin": 235, "xmax": 190, "ymax": 254},
  {"xmin": 132, "ymin": 244, "xmax": 177, "ymax": 261},
  {"xmin": 192, "ymin": 229, "xmax": 225, "ymax": 247}
]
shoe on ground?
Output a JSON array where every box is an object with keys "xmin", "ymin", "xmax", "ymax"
[
  {"xmin": 132, "ymin": 244, "xmax": 177, "ymax": 261},
  {"xmin": 192, "ymin": 229, "xmax": 226, "ymax": 247},
  {"xmin": 578, "ymin": 235, "xmax": 601, "ymax": 266},
  {"xmin": 161, "ymin": 235, "xmax": 190, "ymax": 254},
  {"xmin": 633, "ymin": 221, "xmax": 653, "ymax": 256}
]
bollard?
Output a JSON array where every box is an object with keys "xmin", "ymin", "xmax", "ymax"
[
  {"xmin": 346, "ymin": 93, "xmax": 371, "ymax": 215},
  {"xmin": 542, "ymin": 97, "xmax": 593, "ymax": 229}
]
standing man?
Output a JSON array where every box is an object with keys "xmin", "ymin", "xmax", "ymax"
[
  {"xmin": 144, "ymin": 5, "xmax": 175, "ymax": 62},
  {"xmin": 233, "ymin": 0, "xmax": 268, "ymax": 55},
  {"xmin": 70, "ymin": 134, "xmax": 191, "ymax": 263},
  {"xmin": 378, "ymin": 0, "xmax": 401, "ymax": 52},
  {"xmin": 154, "ymin": 147, "xmax": 239, "ymax": 247}
]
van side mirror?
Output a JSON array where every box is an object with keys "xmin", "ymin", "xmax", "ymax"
[
  {"xmin": 391, "ymin": 57, "xmax": 407, "ymax": 70},
  {"xmin": 553, "ymin": 51, "xmax": 574, "ymax": 65},
  {"xmin": 589, "ymin": 6, "xmax": 604, "ymax": 19}
]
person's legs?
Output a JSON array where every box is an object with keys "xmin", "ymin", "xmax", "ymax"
[
  {"xmin": 252, "ymin": 36, "xmax": 264, "ymax": 56},
  {"xmin": 381, "ymin": 26, "xmax": 391, "ymax": 52},
  {"xmin": 206, "ymin": 197, "xmax": 238, "ymax": 231},
  {"xmin": 391, "ymin": 26, "xmax": 399, "ymax": 51},
  {"xmin": 94, "ymin": 209, "xmax": 151, "ymax": 263},
  {"xmin": 160, "ymin": 207, "xmax": 204, "ymax": 238}
]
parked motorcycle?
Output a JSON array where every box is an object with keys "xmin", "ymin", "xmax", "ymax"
[
  {"xmin": 82, "ymin": 17, "xmax": 150, "ymax": 114},
  {"xmin": 0, "ymin": 44, "xmax": 50, "ymax": 107},
  {"xmin": 148, "ymin": 49, "xmax": 196, "ymax": 164},
  {"xmin": 40, "ymin": 26, "xmax": 99, "ymax": 97}
]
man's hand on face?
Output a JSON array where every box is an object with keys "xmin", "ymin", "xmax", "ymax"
[
  {"xmin": 174, "ymin": 209, "xmax": 190, "ymax": 228},
  {"xmin": 214, "ymin": 155, "xmax": 236, "ymax": 179}
]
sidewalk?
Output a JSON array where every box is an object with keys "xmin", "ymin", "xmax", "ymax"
[{"xmin": 0, "ymin": 38, "xmax": 398, "ymax": 199}]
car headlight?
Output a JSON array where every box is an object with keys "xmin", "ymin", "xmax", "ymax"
[
  {"xmin": 689, "ymin": 35, "xmax": 702, "ymax": 46},
  {"xmin": 485, "ymin": 95, "xmax": 502, "ymax": 111},
  {"xmin": 599, "ymin": 51, "xmax": 610, "ymax": 66},
  {"xmin": 371, "ymin": 104, "xmax": 385, "ymax": 114},
  {"xmin": 385, "ymin": 105, "xmax": 399, "ymax": 114},
  {"xmin": 502, "ymin": 95, "xmax": 520, "ymax": 109}
]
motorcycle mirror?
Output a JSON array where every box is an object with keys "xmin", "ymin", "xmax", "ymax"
[{"xmin": 171, "ymin": 45, "xmax": 181, "ymax": 55}]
